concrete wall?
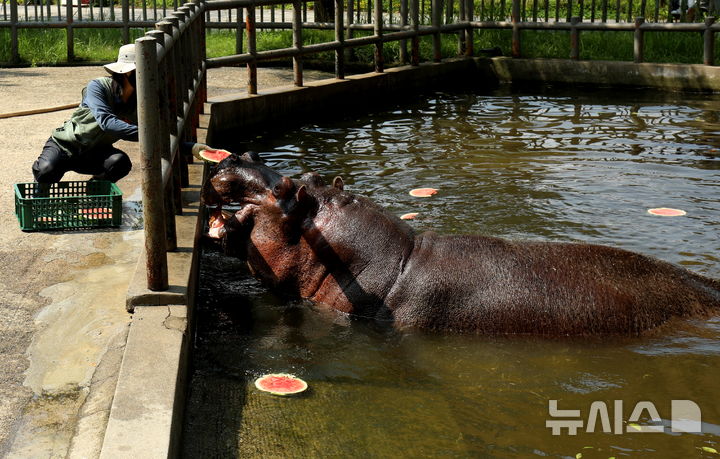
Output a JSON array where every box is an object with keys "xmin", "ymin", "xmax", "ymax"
[{"xmin": 206, "ymin": 57, "xmax": 720, "ymax": 145}]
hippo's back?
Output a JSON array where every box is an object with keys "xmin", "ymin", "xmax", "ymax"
[{"xmin": 387, "ymin": 233, "xmax": 720, "ymax": 334}]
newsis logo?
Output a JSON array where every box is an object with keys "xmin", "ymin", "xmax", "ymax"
[{"xmin": 546, "ymin": 400, "xmax": 702, "ymax": 435}]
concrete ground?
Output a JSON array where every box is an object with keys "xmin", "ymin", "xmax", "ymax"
[{"xmin": 0, "ymin": 65, "xmax": 330, "ymax": 458}]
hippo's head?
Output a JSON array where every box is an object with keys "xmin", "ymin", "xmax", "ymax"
[{"xmin": 201, "ymin": 152, "xmax": 336, "ymax": 249}]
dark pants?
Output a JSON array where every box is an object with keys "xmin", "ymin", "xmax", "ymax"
[{"xmin": 32, "ymin": 137, "xmax": 132, "ymax": 183}]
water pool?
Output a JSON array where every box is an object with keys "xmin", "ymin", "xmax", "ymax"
[{"xmin": 181, "ymin": 85, "xmax": 720, "ymax": 458}]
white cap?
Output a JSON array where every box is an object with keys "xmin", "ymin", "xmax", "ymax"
[{"xmin": 103, "ymin": 44, "xmax": 136, "ymax": 74}]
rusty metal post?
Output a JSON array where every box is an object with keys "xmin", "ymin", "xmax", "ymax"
[
  {"xmin": 147, "ymin": 29, "xmax": 178, "ymax": 251},
  {"xmin": 158, "ymin": 21, "xmax": 178, "ymax": 140},
  {"xmin": 704, "ymin": 16, "xmax": 715, "ymax": 65},
  {"xmin": 570, "ymin": 16, "xmax": 580, "ymax": 60},
  {"xmin": 236, "ymin": 7, "xmax": 244, "ymax": 53},
  {"xmin": 400, "ymin": 0, "xmax": 409, "ymax": 63},
  {"xmin": 335, "ymin": 0, "xmax": 345, "ymax": 78},
  {"xmin": 458, "ymin": 0, "xmax": 466, "ymax": 54},
  {"xmin": 465, "ymin": 0, "xmax": 474, "ymax": 56},
  {"xmin": 375, "ymin": 0, "xmax": 384, "ymax": 72},
  {"xmin": 293, "ymin": 0, "xmax": 303, "ymax": 86},
  {"xmin": 411, "ymin": 0, "xmax": 420, "ymax": 65},
  {"xmin": 511, "ymin": 0, "xmax": 521, "ymax": 58},
  {"xmin": 135, "ymin": 36, "xmax": 169, "ymax": 291},
  {"xmin": 432, "ymin": 0, "xmax": 441, "ymax": 61},
  {"xmin": 246, "ymin": 5, "xmax": 258, "ymax": 94},
  {"xmin": 346, "ymin": 0, "xmax": 355, "ymax": 62},
  {"xmin": 10, "ymin": 0, "xmax": 19, "ymax": 64},
  {"xmin": 66, "ymin": 0, "xmax": 74, "ymax": 61},
  {"xmin": 122, "ymin": 0, "xmax": 130, "ymax": 43},
  {"xmin": 633, "ymin": 17, "xmax": 644, "ymax": 63}
]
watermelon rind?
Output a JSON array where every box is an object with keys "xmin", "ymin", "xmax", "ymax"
[
  {"xmin": 199, "ymin": 148, "xmax": 232, "ymax": 163},
  {"xmin": 255, "ymin": 373, "xmax": 308, "ymax": 396}
]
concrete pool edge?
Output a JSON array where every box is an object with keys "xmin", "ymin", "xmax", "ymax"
[{"xmin": 100, "ymin": 161, "xmax": 203, "ymax": 458}]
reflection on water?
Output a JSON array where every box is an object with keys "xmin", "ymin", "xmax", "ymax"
[{"xmin": 181, "ymin": 86, "xmax": 720, "ymax": 458}]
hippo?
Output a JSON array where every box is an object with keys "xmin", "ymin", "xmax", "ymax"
[{"xmin": 201, "ymin": 152, "xmax": 720, "ymax": 335}]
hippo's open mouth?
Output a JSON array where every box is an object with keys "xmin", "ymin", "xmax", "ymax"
[
  {"xmin": 207, "ymin": 209, "xmax": 232, "ymax": 239},
  {"xmin": 206, "ymin": 201, "xmax": 260, "ymax": 240}
]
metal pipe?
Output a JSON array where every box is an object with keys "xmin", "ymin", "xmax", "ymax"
[
  {"xmin": 704, "ymin": 16, "xmax": 715, "ymax": 66},
  {"xmin": 246, "ymin": 3, "xmax": 258, "ymax": 94},
  {"xmin": 335, "ymin": 0, "xmax": 345, "ymax": 79},
  {"xmin": 10, "ymin": 0, "xmax": 18, "ymax": 64},
  {"xmin": 374, "ymin": 0, "xmax": 384, "ymax": 72},
  {"xmin": 411, "ymin": 0, "xmax": 420, "ymax": 65},
  {"xmin": 135, "ymin": 36, "xmax": 169, "ymax": 291},
  {"xmin": 293, "ymin": 0, "xmax": 303, "ymax": 86},
  {"xmin": 511, "ymin": 0, "xmax": 520, "ymax": 57},
  {"xmin": 570, "ymin": 16, "xmax": 580, "ymax": 60},
  {"xmin": 66, "ymin": 0, "xmax": 73, "ymax": 60},
  {"xmin": 431, "ymin": 0, "xmax": 441, "ymax": 61},
  {"xmin": 634, "ymin": 16, "xmax": 644, "ymax": 63}
]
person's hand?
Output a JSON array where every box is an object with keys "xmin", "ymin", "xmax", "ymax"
[{"xmin": 190, "ymin": 143, "xmax": 210, "ymax": 161}]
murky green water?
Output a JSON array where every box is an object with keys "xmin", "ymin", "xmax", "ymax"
[{"xmin": 181, "ymin": 85, "xmax": 720, "ymax": 458}]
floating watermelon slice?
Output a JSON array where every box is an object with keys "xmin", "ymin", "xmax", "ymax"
[
  {"xmin": 409, "ymin": 187, "xmax": 438, "ymax": 197},
  {"xmin": 255, "ymin": 373, "xmax": 308, "ymax": 396},
  {"xmin": 199, "ymin": 148, "xmax": 232, "ymax": 163},
  {"xmin": 647, "ymin": 208, "xmax": 686, "ymax": 217}
]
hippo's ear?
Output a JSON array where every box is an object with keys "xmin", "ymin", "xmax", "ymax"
[
  {"xmin": 241, "ymin": 151, "xmax": 262, "ymax": 163},
  {"xmin": 332, "ymin": 176, "xmax": 344, "ymax": 191},
  {"xmin": 301, "ymin": 171, "xmax": 325, "ymax": 187},
  {"xmin": 294, "ymin": 185, "xmax": 316, "ymax": 210},
  {"xmin": 272, "ymin": 176, "xmax": 295, "ymax": 199}
]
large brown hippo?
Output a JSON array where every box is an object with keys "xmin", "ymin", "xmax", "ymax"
[{"xmin": 202, "ymin": 152, "xmax": 720, "ymax": 335}]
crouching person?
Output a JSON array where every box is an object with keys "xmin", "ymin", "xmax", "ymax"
[{"xmin": 32, "ymin": 44, "xmax": 138, "ymax": 186}]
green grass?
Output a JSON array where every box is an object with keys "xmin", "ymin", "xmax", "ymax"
[
  {"xmin": 3, "ymin": 25, "xmax": 719, "ymax": 66},
  {"xmin": 2, "ymin": 28, "xmax": 145, "ymax": 66}
]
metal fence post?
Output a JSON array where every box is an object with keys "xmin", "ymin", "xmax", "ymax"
[
  {"xmin": 704, "ymin": 16, "xmax": 715, "ymax": 65},
  {"xmin": 246, "ymin": 4, "xmax": 258, "ymax": 93},
  {"xmin": 10, "ymin": 0, "xmax": 19, "ymax": 64},
  {"xmin": 511, "ymin": 0, "xmax": 521, "ymax": 58},
  {"xmin": 411, "ymin": 0, "xmax": 420, "ymax": 65},
  {"xmin": 633, "ymin": 16, "xmax": 644, "ymax": 63},
  {"xmin": 135, "ymin": 36, "xmax": 169, "ymax": 292},
  {"xmin": 570, "ymin": 16, "xmax": 580, "ymax": 60},
  {"xmin": 432, "ymin": 0, "xmax": 441, "ymax": 61},
  {"xmin": 293, "ymin": 0, "xmax": 303, "ymax": 86},
  {"xmin": 465, "ymin": 0, "xmax": 474, "ymax": 56},
  {"xmin": 375, "ymin": 0, "xmax": 384, "ymax": 72},
  {"xmin": 66, "ymin": 0, "xmax": 74, "ymax": 61},
  {"xmin": 122, "ymin": 0, "xmax": 130, "ymax": 43},
  {"xmin": 335, "ymin": 0, "xmax": 345, "ymax": 78}
]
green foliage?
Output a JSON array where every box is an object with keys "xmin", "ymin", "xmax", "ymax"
[{"xmin": 2, "ymin": 27, "xmax": 144, "ymax": 65}]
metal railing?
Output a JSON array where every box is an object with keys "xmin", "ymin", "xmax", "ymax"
[
  {"xmin": 134, "ymin": 0, "xmax": 205, "ymax": 290},
  {"xmin": 3, "ymin": 0, "xmax": 718, "ymax": 64}
]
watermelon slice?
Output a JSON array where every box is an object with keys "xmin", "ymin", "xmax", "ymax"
[
  {"xmin": 199, "ymin": 148, "xmax": 232, "ymax": 163},
  {"xmin": 647, "ymin": 208, "xmax": 686, "ymax": 217},
  {"xmin": 254, "ymin": 373, "xmax": 308, "ymax": 396},
  {"xmin": 409, "ymin": 188, "xmax": 438, "ymax": 197},
  {"xmin": 79, "ymin": 208, "xmax": 112, "ymax": 219}
]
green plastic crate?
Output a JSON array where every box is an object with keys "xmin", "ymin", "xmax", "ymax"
[{"xmin": 14, "ymin": 181, "xmax": 123, "ymax": 231}]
